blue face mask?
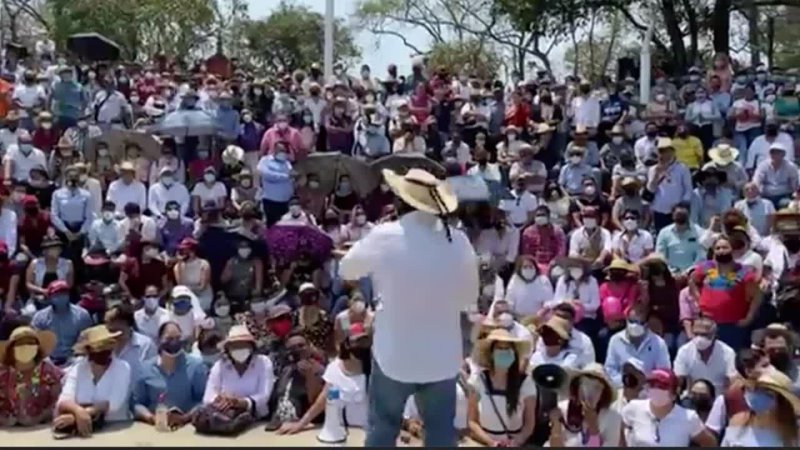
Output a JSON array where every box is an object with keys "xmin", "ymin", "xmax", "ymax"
[
  {"xmin": 744, "ymin": 389, "xmax": 776, "ymax": 414},
  {"xmin": 50, "ymin": 294, "xmax": 70, "ymax": 309},
  {"xmin": 492, "ymin": 348, "xmax": 516, "ymax": 370},
  {"xmin": 173, "ymin": 299, "xmax": 192, "ymax": 315}
]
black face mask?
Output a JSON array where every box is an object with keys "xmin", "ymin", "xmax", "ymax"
[
  {"xmin": 687, "ymin": 394, "xmax": 712, "ymax": 412},
  {"xmin": 609, "ymin": 271, "xmax": 627, "ymax": 281},
  {"xmin": 715, "ymin": 253, "xmax": 733, "ymax": 264},
  {"xmin": 766, "ymin": 125, "xmax": 779, "ymax": 137},
  {"xmin": 541, "ymin": 330, "xmax": 563, "ymax": 347},
  {"xmin": 646, "ymin": 130, "xmax": 658, "ymax": 138},
  {"xmin": 622, "ymin": 373, "xmax": 640, "ymax": 389},
  {"xmin": 770, "ymin": 350, "xmax": 792, "ymax": 372},
  {"xmin": 785, "ymin": 238, "xmax": 800, "ymax": 254},
  {"xmin": 673, "ymin": 213, "xmax": 689, "ymax": 224}
]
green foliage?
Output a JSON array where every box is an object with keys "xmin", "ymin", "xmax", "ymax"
[
  {"xmin": 426, "ymin": 39, "xmax": 501, "ymax": 79},
  {"xmin": 243, "ymin": 1, "xmax": 361, "ymax": 74}
]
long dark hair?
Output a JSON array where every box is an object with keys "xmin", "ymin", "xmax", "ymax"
[
  {"xmin": 339, "ymin": 338, "xmax": 372, "ymax": 387},
  {"xmin": 488, "ymin": 342, "xmax": 524, "ymax": 417}
]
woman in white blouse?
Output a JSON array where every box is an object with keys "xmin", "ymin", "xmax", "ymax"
[
  {"xmin": 467, "ymin": 329, "xmax": 536, "ymax": 447},
  {"xmin": 278, "ymin": 323, "xmax": 372, "ymax": 434},
  {"xmin": 53, "ymin": 325, "xmax": 132, "ymax": 437},
  {"xmin": 549, "ymin": 258, "xmax": 601, "ymax": 340},
  {"xmin": 504, "ymin": 256, "xmax": 554, "ymax": 318},
  {"xmin": 621, "ymin": 368, "xmax": 716, "ymax": 447},
  {"xmin": 529, "ymin": 315, "xmax": 581, "ymax": 370},
  {"xmin": 548, "ymin": 363, "xmax": 621, "ymax": 447}
]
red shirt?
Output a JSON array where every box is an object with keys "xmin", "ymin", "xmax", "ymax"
[
  {"xmin": 693, "ymin": 260, "xmax": 755, "ymax": 324},
  {"xmin": 0, "ymin": 362, "xmax": 62, "ymax": 426},
  {"xmin": 31, "ymin": 128, "xmax": 59, "ymax": 154},
  {"xmin": 519, "ymin": 224, "xmax": 566, "ymax": 271},
  {"xmin": 18, "ymin": 211, "xmax": 51, "ymax": 255},
  {"xmin": 124, "ymin": 258, "xmax": 167, "ymax": 298},
  {"xmin": 504, "ymin": 102, "xmax": 531, "ymax": 128}
]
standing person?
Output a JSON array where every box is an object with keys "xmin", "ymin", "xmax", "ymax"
[
  {"xmin": 256, "ymin": 145, "xmax": 293, "ymax": 226},
  {"xmin": 339, "ymin": 168, "xmax": 478, "ymax": 446}
]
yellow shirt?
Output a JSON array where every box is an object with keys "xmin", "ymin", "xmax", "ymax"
[{"xmin": 673, "ymin": 136, "xmax": 704, "ymax": 169}]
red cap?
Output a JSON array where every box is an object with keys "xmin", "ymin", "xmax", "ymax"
[
  {"xmin": 47, "ymin": 280, "xmax": 70, "ymax": 297},
  {"xmin": 177, "ymin": 237, "xmax": 198, "ymax": 251},
  {"xmin": 22, "ymin": 195, "xmax": 38, "ymax": 207},
  {"xmin": 647, "ymin": 368, "xmax": 678, "ymax": 390}
]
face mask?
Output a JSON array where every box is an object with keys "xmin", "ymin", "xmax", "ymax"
[
  {"xmin": 623, "ymin": 219, "xmax": 638, "ymax": 231},
  {"xmin": 40, "ymin": 122, "xmax": 52, "ymax": 131},
  {"xmin": 229, "ymin": 348, "xmax": 252, "ymax": 363},
  {"xmin": 627, "ymin": 321, "xmax": 645, "ymax": 338},
  {"xmin": 648, "ymin": 388, "xmax": 673, "ymax": 407},
  {"xmin": 534, "ymin": 215, "xmax": 549, "ymax": 225},
  {"xmin": 745, "ymin": 389, "xmax": 776, "ymax": 414},
  {"xmin": 350, "ymin": 300, "xmax": 366, "ymax": 314},
  {"xmin": 275, "ymin": 152, "xmax": 287, "ymax": 162},
  {"xmin": 161, "ymin": 176, "xmax": 174, "ymax": 186},
  {"xmin": 166, "ymin": 209, "xmax": 180, "ymax": 220},
  {"xmin": 250, "ymin": 302, "xmax": 267, "ymax": 314},
  {"xmin": 269, "ymin": 318, "xmax": 293, "ymax": 338},
  {"xmin": 715, "ymin": 253, "xmax": 733, "ymax": 264},
  {"xmin": 766, "ymin": 94, "xmax": 776, "ymax": 103},
  {"xmin": 13, "ymin": 344, "xmax": 38, "ymax": 363},
  {"xmin": 238, "ymin": 248, "xmax": 252, "ymax": 258},
  {"xmin": 203, "ymin": 173, "xmax": 215, "ymax": 183},
  {"xmin": 355, "ymin": 215, "xmax": 367, "ymax": 226},
  {"xmin": 88, "ymin": 349, "xmax": 113, "ymax": 366},
  {"xmin": 98, "ymin": 148, "xmax": 109, "ymax": 157},
  {"xmin": 521, "ymin": 268, "xmax": 537, "ymax": 280},
  {"xmin": 612, "ymin": 136, "xmax": 624, "ymax": 145},
  {"xmin": 289, "ymin": 205, "xmax": 301, "ymax": 216},
  {"xmin": 19, "ymin": 144, "xmax": 32, "ymax": 155},
  {"xmin": 584, "ymin": 186, "xmax": 596, "ymax": 196},
  {"xmin": 76, "ymin": 120, "xmax": 88, "ymax": 129},
  {"xmin": 159, "ymin": 339, "xmax": 184, "ymax": 356},
  {"xmin": 338, "ymin": 182, "xmax": 351, "ymax": 192},
  {"xmin": 51, "ymin": 294, "xmax": 70, "ymax": 309},
  {"xmin": 102, "ymin": 211, "xmax": 114, "ymax": 222},
  {"xmin": 276, "ymin": 121, "xmax": 288, "ymax": 131},
  {"xmin": 202, "ymin": 352, "xmax": 220, "ymax": 366},
  {"xmin": 492, "ymin": 348, "xmax": 516, "ymax": 369},
  {"xmin": 583, "ymin": 218, "xmax": 597, "ymax": 229},
  {"xmin": 569, "ymin": 268, "xmax": 584, "ymax": 279},
  {"xmin": 570, "ymin": 156, "xmax": 582, "ymax": 165},
  {"xmin": 694, "ymin": 335, "xmax": 713, "ymax": 351},
  {"xmin": 143, "ymin": 296, "xmax": 160, "ymax": 312},
  {"xmin": 215, "ymin": 305, "xmax": 230, "ymax": 317}
]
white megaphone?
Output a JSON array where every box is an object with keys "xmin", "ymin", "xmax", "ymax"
[{"xmin": 317, "ymin": 387, "xmax": 347, "ymax": 445}]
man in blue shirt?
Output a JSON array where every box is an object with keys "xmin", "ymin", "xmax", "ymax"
[
  {"xmin": 604, "ymin": 305, "xmax": 671, "ymax": 387},
  {"xmin": 51, "ymin": 164, "xmax": 94, "ymax": 261},
  {"xmin": 31, "ymin": 280, "xmax": 92, "ymax": 366},
  {"xmin": 599, "ymin": 88, "xmax": 629, "ymax": 147},
  {"xmin": 51, "ymin": 66, "xmax": 86, "ymax": 130},
  {"xmin": 257, "ymin": 143, "xmax": 294, "ymax": 226},
  {"xmin": 656, "ymin": 202, "xmax": 707, "ymax": 275}
]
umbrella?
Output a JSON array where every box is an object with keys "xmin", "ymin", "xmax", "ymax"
[
  {"xmin": 295, "ymin": 152, "xmax": 379, "ymax": 196},
  {"xmin": 89, "ymin": 129, "xmax": 162, "ymax": 162},
  {"xmin": 446, "ymin": 175, "xmax": 490, "ymax": 203},
  {"xmin": 151, "ymin": 109, "xmax": 219, "ymax": 137},
  {"xmin": 369, "ymin": 154, "xmax": 446, "ymax": 178},
  {"xmin": 264, "ymin": 224, "xmax": 333, "ymax": 266},
  {"xmin": 67, "ymin": 33, "xmax": 121, "ymax": 61}
]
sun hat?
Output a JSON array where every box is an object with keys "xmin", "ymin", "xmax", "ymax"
[
  {"xmin": 222, "ymin": 145, "xmax": 244, "ymax": 164},
  {"xmin": 620, "ymin": 176, "xmax": 640, "ymax": 188},
  {"xmin": 476, "ymin": 328, "xmax": 532, "ymax": 367},
  {"xmin": 569, "ymin": 362, "xmax": 617, "ymax": 403},
  {"xmin": 708, "ymin": 144, "xmax": 739, "ymax": 166},
  {"xmin": 298, "ymin": 282, "xmax": 318, "ymax": 295},
  {"xmin": 539, "ymin": 315, "xmax": 571, "ymax": 341},
  {"xmin": 72, "ymin": 325, "xmax": 121, "ymax": 355},
  {"xmin": 749, "ymin": 367, "xmax": 800, "ymax": 415},
  {"xmin": 383, "ymin": 168, "xmax": 458, "ymax": 215},
  {"xmin": 656, "ymin": 137, "xmax": 674, "ymax": 151},
  {"xmin": 0, "ymin": 326, "xmax": 56, "ymax": 362},
  {"xmin": 218, "ymin": 324, "xmax": 256, "ymax": 350},
  {"xmin": 118, "ymin": 161, "xmax": 135, "ymax": 172},
  {"xmin": 605, "ymin": 258, "xmax": 637, "ymax": 273}
]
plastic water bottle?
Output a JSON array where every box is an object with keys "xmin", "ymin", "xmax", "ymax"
[{"xmin": 155, "ymin": 392, "xmax": 170, "ymax": 432}]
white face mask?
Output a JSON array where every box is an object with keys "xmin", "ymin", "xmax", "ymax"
[
  {"xmin": 253, "ymin": 89, "xmax": 263, "ymax": 96},
  {"xmin": 289, "ymin": 205, "xmax": 302, "ymax": 216},
  {"xmin": 203, "ymin": 173, "xmax": 215, "ymax": 183},
  {"xmin": 570, "ymin": 156, "xmax": 582, "ymax": 165},
  {"xmin": 275, "ymin": 152, "xmax": 287, "ymax": 162},
  {"xmin": 229, "ymin": 348, "xmax": 251, "ymax": 363},
  {"xmin": 102, "ymin": 211, "xmax": 114, "ymax": 222},
  {"xmin": 215, "ymin": 305, "xmax": 230, "ymax": 317},
  {"xmin": 238, "ymin": 248, "xmax": 251, "ymax": 258},
  {"xmin": 521, "ymin": 268, "xmax": 537, "ymax": 280},
  {"xmin": 497, "ymin": 313, "xmax": 514, "ymax": 329},
  {"xmin": 627, "ymin": 321, "xmax": 645, "ymax": 338},
  {"xmin": 623, "ymin": 219, "xmax": 638, "ymax": 231},
  {"xmin": 350, "ymin": 301, "xmax": 366, "ymax": 314},
  {"xmin": 166, "ymin": 209, "xmax": 180, "ymax": 220},
  {"xmin": 144, "ymin": 248, "xmax": 159, "ymax": 258},
  {"xmin": 584, "ymin": 186, "xmax": 596, "ymax": 196},
  {"xmin": 41, "ymin": 122, "xmax": 52, "ymax": 130},
  {"xmin": 534, "ymin": 215, "xmax": 549, "ymax": 225},
  {"xmin": 143, "ymin": 296, "xmax": 160, "ymax": 311},
  {"xmin": 612, "ymin": 136, "xmax": 624, "ymax": 145},
  {"xmin": 161, "ymin": 176, "xmax": 174, "ymax": 186},
  {"xmin": 569, "ymin": 268, "xmax": 584, "ymax": 280},
  {"xmin": 355, "ymin": 215, "xmax": 367, "ymax": 226},
  {"xmin": 242, "ymin": 114, "xmax": 253, "ymax": 123},
  {"xmin": 583, "ymin": 218, "xmax": 597, "ymax": 229},
  {"xmin": 508, "ymin": 133, "xmax": 517, "ymax": 142},
  {"xmin": 380, "ymin": 183, "xmax": 390, "ymax": 193},
  {"xmin": 481, "ymin": 284, "xmax": 494, "ymax": 297},
  {"xmin": 694, "ymin": 335, "xmax": 713, "ymax": 351},
  {"xmin": 77, "ymin": 120, "xmax": 88, "ymax": 129},
  {"xmin": 250, "ymin": 302, "xmax": 267, "ymax": 314}
]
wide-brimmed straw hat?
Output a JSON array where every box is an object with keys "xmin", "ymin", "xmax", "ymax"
[
  {"xmin": 708, "ymin": 144, "xmax": 739, "ymax": 166},
  {"xmin": 476, "ymin": 329, "xmax": 531, "ymax": 367},
  {"xmin": 0, "ymin": 326, "xmax": 56, "ymax": 362},
  {"xmin": 73, "ymin": 325, "xmax": 121, "ymax": 355},
  {"xmin": 222, "ymin": 145, "xmax": 244, "ymax": 164},
  {"xmin": 539, "ymin": 315, "xmax": 571, "ymax": 341},
  {"xmin": 749, "ymin": 368, "xmax": 800, "ymax": 415},
  {"xmin": 218, "ymin": 324, "xmax": 257, "ymax": 350},
  {"xmin": 383, "ymin": 168, "xmax": 458, "ymax": 215},
  {"xmin": 605, "ymin": 258, "xmax": 637, "ymax": 273},
  {"xmin": 569, "ymin": 362, "xmax": 617, "ymax": 403}
]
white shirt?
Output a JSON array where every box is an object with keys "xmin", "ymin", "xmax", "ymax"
[
  {"xmin": 622, "ymin": 399, "xmax": 705, "ymax": 447},
  {"xmin": 0, "ymin": 208, "xmax": 18, "ymax": 256},
  {"xmin": 549, "ymin": 399, "xmax": 622, "ymax": 447},
  {"xmin": 12, "ymin": 84, "xmax": 46, "ymax": 112},
  {"xmin": 0, "ymin": 128, "xmax": 21, "ymax": 154},
  {"xmin": 57, "ymin": 357, "xmax": 132, "ymax": 422},
  {"xmin": 443, "ymin": 141, "xmax": 472, "ymax": 166},
  {"xmin": 191, "ymin": 182, "xmax": 228, "ymax": 208},
  {"xmin": 4, "ymin": 144, "xmax": 47, "ymax": 181},
  {"xmin": 634, "ymin": 136, "xmax": 659, "ymax": 165},
  {"xmin": 339, "ymin": 211, "xmax": 479, "ymax": 383},
  {"xmin": 468, "ymin": 371, "xmax": 536, "ymax": 437},
  {"xmin": 611, "ymin": 230, "xmax": 655, "ymax": 263},
  {"xmin": 106, "ymin": 179, "xmax": 147, "ymax": 213},
  {"xmin": 82, "ymin": 177, "xmax": 104, "ymax": 214},
  {"xmin": 93, "ymin": 90, "xmax": 129, "ymax": 123},
  {"xmin": 504, "ymin": 274, "xmax": 554, "ymax": 317},
  {"xmin": 404, "ymin": 381, "xmax": 468, "ymax": 429},
  {"xmin": 572, "ymin": 96, "xmax": 601, "ymax": 128},
  {"xmin": 119, "ymin": 215, "xmax": 158, "ymax": 243},
  {"xmin": 569, "ymin": 226, "xmax": 612, "ymax": 260},
  {"xmin": 549, "ymin": 275, "xmax": 601, "ymax": 318},
  {"xmin": 745, "ymin": 133, "xmax": 795, "ymax": 169},
  {"xmin": 134, "ymin": 307, "xmax": 169, "ymax": 342},
  {"xmin": 148, "ymin": 182, "xmax": 190, "ymax": 218},
  {"xmin": 673, "ymin": 339, "xmax": 737, "ymax": 395},
  {"xmin": 322, "ymin": 358, "xmax": 368, "ymax": 428},
  {"xmin": 88, "ymin": 218, "xmax": 124, "ymax": 253},
  {"xmin": 529, "ymin": 348, "xmax": 581, "ymax": 370},
  {"xmin": 499, "ymin": 191, "xmax": 538, "ymax": 226}
]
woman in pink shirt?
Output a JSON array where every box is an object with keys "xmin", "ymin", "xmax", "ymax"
[{"xmin": 597, "ymin": 259, "xmax": 640, "ymax": 360}]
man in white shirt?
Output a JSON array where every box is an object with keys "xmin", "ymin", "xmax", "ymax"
[
  {"xmin": 571, "ymin": 82, "xmax": 600, "ymax": 129},
  {"xmin": 147, "ymin": 167, "xmax": 190, "ymax": 219},
  {"xmin": 106, "ymin": 162, "xmax": 146, "ymax": 214},
  {"xmin": 499, "ymin": 174, "xmax": 538, "ymax": 228},
  {"xmin": 634, "ymin": 122, "xmax": 660, "ymax": 165},
  {"xmin": 0, "ymin": 111, "xmax": 22, "ymax": 155},
  {"xmin": 12, "ymin": 70, "xmax": 47, "ymax": 124},
  {"xmin": 88, "ymin": 201, "xmax": 124, "ymax": 254},
  {"xmin": 119, "ymin": 202, "xmax": 157, "ymax": 244},
  {"xmin": 745, "ymin": 121, "xmax": 794, "ymax": 170},
  {"xmin": 133, "ymin": 285, "xmax": 170, "ymax": 341},
  {"xmin": 339, "ymin": 168, "xmax": 478, "ymax": 447},
  {"xmin": 2, "ymin": 130, "xmax": 47, "ymax": 183},
  {"xmin": 673, "ymin": 317, "xmax": 737, "ymax": 395},
  {"xmin": 92, "ymin": 82, "xmax": 130, "ymax": 128}
]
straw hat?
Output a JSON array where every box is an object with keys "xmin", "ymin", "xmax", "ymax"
[
  {"xmin": 535, "ymin": 123, "xmax": 554, "ymax": 134},
  {"xmin": 620, "ymin": 176, "xmax": 640, "ymax": 188},
  {"xmin": 0, "ymin": 326, "xmax": 56, "ymax": 362},
  {"xmin": 118, "ymin": 161, "xmax": 135, "ymax": 172},
  {"xmin": 708, "ymin": 144, "xmax": 739, "ymax": 166},
  {"xmin": 605, "ymin": 258, "xmax": 636, "ymax": 273},
  {"xmin": 56, "ymin": 135, "xmax": 74, "ymax": 150},
  {"xmin": 383, "ymin": 168, "xmax": 458, "ymax": 215},
  {"xmin": 749, "ymin": 368, "xmax": 800, "ymax": 415},
  {"xmin": 222, "ymin": 145, "xmax": 244, "ymax": 164},
  {"xmin": 218, "ymin": 325, "xmax": 257, "ymax": 350},
  {"xmin": 569, "ymin": 362, "xmax": 617, "ymax": 403},
  {"xmin": 73, "ymin": 325, "xmax": 121, "ymax": 355},
  {"xmin": 476, "ymin": 329, "xmax": 532, "ymax": 367},
  {"xmin": 539, "ymin": 315, "xmax": 571, "ymax": 341},
  {"xmin": 656, "ymin": 138, "xmax": 674, "ymax": 151}
]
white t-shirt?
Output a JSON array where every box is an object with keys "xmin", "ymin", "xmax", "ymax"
[
  {"xmin": 468, "ymin": 371, "xmax": 537, "ymax": 439},
  {"xmin": 57, "ymin": 357, "xmax": 132, "ymax": 422},
  {"xmin": 622, "ymin": 399, "xmax": 705, "ymax": 446},
  {"xmin": 611, "ymin": 230, "xmax": 655, "ymax": 263},
  {"xmin": 403, "ymin": 381, "xmax": 468, "ymax": 429},
  {"xmin": 323, "ymin": 359, "xmax": 368, "ymax": 428},
  {"xmin": 673, "ymin": 339, "xmax": 737, "ymax": 395},
  {"xmin": 12, "ymin": 84, "xmax": 46, "ymax": 112},
  {"xmin": 499, "ymin": 191, "xmax": 539, "ymax": 226},
  {"xmin": 191, "ymin": 182, "xmax": 228, "ymax": 208},
  {"xmin": 3, "ymin": 144, "xmax": 47, "ymax": 181}
]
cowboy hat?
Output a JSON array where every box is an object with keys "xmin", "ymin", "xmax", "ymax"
[
  {"xmin": 118, "ymin": 161, "xmax": 135, "ymax": 172},
  {"xmin": 573, "ymin": 125, "xmax": 589, "ymax": 135},
  {"xmin": 708, "ymin": 144, "xmax": 739, "ymax": 166},
  {"xmin": 539, "ymin": 315, "xmax": 571, "ymax": 341},
  {"xmin": 772, "ymin": 209, "xmax": 800, "ymax": 235},
  {"xmin": 569, "ymin": 362, "xmax": 617, "ymax": 403},
  {"xmin": 222, "ymin": 145, "xmax": 245, "ymax": 164},
  {"xmin": 749, "ymin": 368, "xmax": 800, "ymax": 415},
  {"xmin": 620, "ymin": 176, "xmax": 640, "ymax": 188},
  {"xmin": 656, "ymin": 138, "xmax": 674, "ymax": 151},
  {"xmin": 476, "ymin": 329, "xmax": 532, "ymax": 367},
  {"xmin": 218, "ymin": 324, "xmax": 257, "ymax": 350},
  {"xmin": 605, "ymin": 258, "xmax": 636, "ymax": 273},
  {"xmin": 535, "ymin": 123, "xmax": 554, "ymax": 134},
  {"xmin": 694, "ymin": 166, "xmax": 728, "ymax": 185},
  {"xmin": 73, "ymin": 325, "xmax": 121, "ymax": 355},
  {"xmin": 56, "ymin": 135, "xmax": 74, "ymax": 149},
  {"xmin": 0, "ymin": 326, "xmax": 56, "ymax": 362},
  {"xmin": 384, "ymin": 168, "xmax": 458, "ymax": 215}
]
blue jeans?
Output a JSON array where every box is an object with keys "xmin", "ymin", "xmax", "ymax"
[
  {"xmin": 366, "ymin": 360, "xmax": 457, "ymax": 447},
  {"xmin": 734, "ymin": 128, "xmax": 762, "ymax": 163}
]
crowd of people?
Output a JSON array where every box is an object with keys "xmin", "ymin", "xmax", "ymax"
[{"xmin": 0, "ymin": 40, "xmax": 799, "ymax": 446}]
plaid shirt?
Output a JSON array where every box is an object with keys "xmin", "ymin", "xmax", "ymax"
[{"xmin": 519, "ymin": 224, "xmax": 566, "ymax": 267}]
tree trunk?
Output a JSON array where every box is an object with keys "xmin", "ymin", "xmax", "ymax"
[
  {"xmin": 680, "ymin": 0, "xmax": 700, "ymax": 64},
  {"xmin": 747, "ymin": 1, "xmax": 761, "ymax": 66},
  {"xmin": 660, "ymin": 0, "xmax": 688, "ymax": 73},
  {"xmin": 712, "ymin": 0, "xmax": 732, "ymax": 53}
]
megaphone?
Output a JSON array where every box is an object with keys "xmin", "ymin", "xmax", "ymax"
[
  {"xmin": 317, "ymin": 387, "xmax": 347, "ymax": 445},
  {"xmin": 532, "ymin": 364, "xmax": 569, "ymax": 391},
  {"xmin": 529, "ymin": 363, "xmax": 570, "ymax": 446}
]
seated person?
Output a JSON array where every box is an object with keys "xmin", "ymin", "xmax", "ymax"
[
  {"xmin": 529, "ymin": 315, "xmax": 581, "ymax": 370},
  {"xmin": 133, "ymin": 321, "xmax": 208, "ymax": 429},
  {"xmin": 53, "ymin": 325, "xmax": 132, "ymax": 438},
  {"xmin": 31, "ymin": 280, "xmax": 92, "ymax": 366},
  {"xmin": 195, "ymin": 325, "xmax": 275, "ymax": 435},
  {"xmin": 192, "ymin": 327, "xmax": 224, "ymax": 368},
  {"xmin": 0, "ymin": 327, "xmax": 62, "ymax": 426},
  {"xmin": 604, "ymin": 305, "xmax": 671, "ymax": 387}
]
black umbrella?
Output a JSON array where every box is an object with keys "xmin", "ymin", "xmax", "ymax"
[{"xmin": 67, "ymin": 33, "xmax": 120, "ymax": 61}]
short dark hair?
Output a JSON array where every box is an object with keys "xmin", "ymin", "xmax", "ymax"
[{"xmin": 106, "ymin": 303, "xmax": 137, "ymax": 330}]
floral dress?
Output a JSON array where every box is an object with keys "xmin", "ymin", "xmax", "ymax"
[
  {"xmin": 294, "ymin": 307, "xmax": 333, "ymax": 352},
  {"xmin": 0, "ymin": 362, "xmax": 63, "ymax": 426}
]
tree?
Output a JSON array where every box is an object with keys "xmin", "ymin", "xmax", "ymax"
[
  {"xmin": 563, "ymin": 12, "xmax": 639, "ymax": 83},
  {"xmin": 426, "ymin": 39, "xmax": 502, "ymax": 79},
  {"xmin": 242, "ymin": 1, "xmax": 360, "ymax": 74}
]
